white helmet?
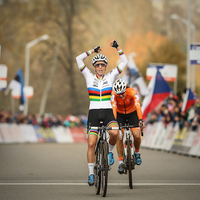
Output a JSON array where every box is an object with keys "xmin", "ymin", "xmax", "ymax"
[
  {"xmin": 92, "ymin": 54, "xmax": 108, "ymax": 66},
  {"xmin": 113, "ymin": 78, "xmax": 127, "ymax": 94}
]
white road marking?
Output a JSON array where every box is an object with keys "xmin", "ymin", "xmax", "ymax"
[{"xmin": 0, "ymin": 182, "xmax": 200, "ymax": 186}]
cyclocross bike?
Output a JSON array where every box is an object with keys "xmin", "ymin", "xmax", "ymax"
[
  {"xmin": 88, "ymin": 121, "xmax": 118, "ymax": 197},
  {"xmin": 119, "ymin": 119, "xmax": 143, "ymax": 189}
]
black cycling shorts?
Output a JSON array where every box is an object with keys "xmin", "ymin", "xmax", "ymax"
[
  {"xmin": 87, "ymin": 109, "xmax": 118, "ymax": 127},
  {"xmin": 117, "ymin": 111, "xmax": 139, "ymax": 127}
]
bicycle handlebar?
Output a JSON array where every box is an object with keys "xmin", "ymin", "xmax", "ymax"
[
  {"xmin": 89, "ymin": 126, "xmax": 119, "ymax": 130},
  {"xmin": 119, "ymin": 123, "xmax": 143, "ymax": 137},
  {"xmin": 88, "ymin": 122, "xmax": 144, "ymax": 137},
  {"xmin": 119, "ymin": 124, "xmax": 138, "ymax": 129}
]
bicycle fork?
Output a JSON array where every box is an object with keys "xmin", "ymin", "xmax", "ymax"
[
  {"xmin": 130, "ymin": 141, "xmax": 135, "ymax": 169},
  {"xmin": 124, "ymin": 139, "xmax": 135, "ymax": 170}
]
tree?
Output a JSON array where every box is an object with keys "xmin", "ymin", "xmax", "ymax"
[{"xmin": 0, "ymin": 0, "xmax": 95, "ymax": 115}]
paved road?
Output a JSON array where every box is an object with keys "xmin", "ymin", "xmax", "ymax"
[{"xmin": 0, "ymin": 143, "xmax": 200, "ymax": 200}]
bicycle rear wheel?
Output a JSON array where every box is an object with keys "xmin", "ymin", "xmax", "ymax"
[
  {"xmin": 95, "ymin": 146, "xmax": 101, "ymax": 195},
  {"xmin": 127, "ymin": 139, "xmax": 133, "ymax": 189},
  {"xmin": 101, "ymin": 141, "xmax": 108, "ymax": 197}
]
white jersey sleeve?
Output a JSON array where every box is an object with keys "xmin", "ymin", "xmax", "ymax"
[
  {"xmin": 76, "ymin": 51, "xmax": 93, "ymax": 83},
  {"xmin": 107, "ymin": 50, "xmax": 128, "ymax": 83}
]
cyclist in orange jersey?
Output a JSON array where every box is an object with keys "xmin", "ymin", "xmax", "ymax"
[{"xmin": 111, "ymin": 78, "xmax": 145, "ymax": 174}]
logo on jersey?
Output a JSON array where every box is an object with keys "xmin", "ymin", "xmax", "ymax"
[
  {"xmin": 109, "ymin": 70, "xmax": 114, "ymax": 75},
  {"xmin": 93, "ymin": 80, "xmax": 98, "ymax": 87},
  {"xmin": 102, "ymin": 80, "xmax": 109, "ymax": 88},
  {"xmin": 135, "ymin": 94, "xmax": 140, "ymax": 106},
  {"xmin": 103, "ymin": 81, "xmax": 108, "ymax": 85}
]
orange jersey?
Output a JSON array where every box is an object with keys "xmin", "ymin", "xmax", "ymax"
[{"xmin": 111, "ymin": 87, "xmax": 143, "ymax": 120}]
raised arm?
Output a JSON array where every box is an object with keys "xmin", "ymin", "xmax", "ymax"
[
  {"xmin": 109, "ymin": 40, "xmax": 128, "ymax": 80},
  {"xmin": 75, "ymin": 46, "xmax": 102, "ymax": 73}
]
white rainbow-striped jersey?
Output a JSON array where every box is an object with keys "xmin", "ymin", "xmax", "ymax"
[{"xmin": 76, "ymin": 50, "xmax": 128, "ymax": 110}]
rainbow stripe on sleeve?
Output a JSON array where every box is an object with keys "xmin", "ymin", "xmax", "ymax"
[
  {"xmin": 80, "ymin": 64, "xmax": 86, "ymax": 72},
  {"xmin": 116, "ymin": 66, "xmax": 122, "ymax": 74},
  {"xmin": 118, "ymin": 50, "xmax": 124, "ymax": 56},
  {"xmin": 86, "ymin": 51, "xmax": 91, "ymax": 56}
]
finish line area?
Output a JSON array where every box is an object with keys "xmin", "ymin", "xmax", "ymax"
[{"xmin": 1, "ymin": 181, "xmax": 200, "ymax": 186}]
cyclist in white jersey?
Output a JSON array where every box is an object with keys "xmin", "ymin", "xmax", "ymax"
[{"xmin": 76, "ymin": 40, "xmax": 128, "ymax": 186}]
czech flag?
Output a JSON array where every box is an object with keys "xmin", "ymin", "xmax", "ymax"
[
  {"xmin": 142, "ymin": 70, "xmax": 172, "ymax": 120},
  {"xmin": 181, "ymin": 88, "xmax": 196, "ymax": 113}
]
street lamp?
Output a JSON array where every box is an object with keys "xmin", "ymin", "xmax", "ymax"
[
  {"xmin": 23, "ymin": 34, "xmax": 49, "ymax": 116},
  {"xmin": 170, "ymin": 14, "xmax": 196, "ymax": 42},
  {"xmin": 171, "ymin": 13, "xmax": 196, "ymax": 91},
  {"xmin": 170, "ymin": 2, "xmax": 193, "ymax": 90}
]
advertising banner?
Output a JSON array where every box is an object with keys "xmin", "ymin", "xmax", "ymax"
[
  {"xmin": 190, "ymin": 44, "xmax": 200, "ymax": 64},
  {"xmin": 146, "ymin": 64, "xmax": 178, "ymax": 82}
]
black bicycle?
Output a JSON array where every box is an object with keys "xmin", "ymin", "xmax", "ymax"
[
  {"xmin": 119, "ymin": 120, "xmax": 143, "ymax": 189},
  {"xmin": 88, "ymin": 121, "xmax": 118, "ymax": 197}
]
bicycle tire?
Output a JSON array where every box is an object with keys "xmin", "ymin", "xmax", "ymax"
[
  {"xmin": 95, "ymin": 146, "xmax": 101, "ymax": 195},
  {"xmin": 101, "ymin": 141, "xmax": 108, "ymax": 197},
  {"xmin": 127, "ymin": 139, "xmax": 133, "ymax": 189}
]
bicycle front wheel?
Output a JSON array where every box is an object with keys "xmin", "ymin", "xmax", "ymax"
[
  {"xmin": 95, "ymin": 146, "xmax": 101, "ymax": 195},
  {"xmin": 101, "ymin": 141, "xmax": 108, "ymax": 197},
  {"xmin": 127, "ymin": 139, "xmax": 133, "ymax": 189}
]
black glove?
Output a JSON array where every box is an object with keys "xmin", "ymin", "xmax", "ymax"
[
  {"xmin": 139, "ymin": 119, "xmax": 144, "ymax": 127},
  {"xmin": 94, "ymin": 46, "xmax": 100, "ymax": 53},
  {"xmin": 139, "ymin": 119, "xmax": 143, "ymax": 124},
  {"xmin": 112, "ymin": 40, "xmax": 119, "ymax": 48}
]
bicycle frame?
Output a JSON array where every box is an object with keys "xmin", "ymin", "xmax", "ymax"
[
  {"xmin": 124, "ymin": 126, "xmax": 134, "ymax": 161},
  {"xmin": 95, "ymin": 122, "xmax": 108, "ymax": 154},
  {"xmin": 88, "ymin": 122, "xmax": 118, "ymax": 197},
  {"xmin": 119, "ymin": 120, "xmax": 143, "ymax": 189}
]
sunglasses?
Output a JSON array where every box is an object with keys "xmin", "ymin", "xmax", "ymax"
[
  {"xmin": 95, "ymin": 63, "xmax": 106, "ymax": 67},
  {"xmin": 117, "ymin": 91, "xmax": 126, "ymax": 96}
]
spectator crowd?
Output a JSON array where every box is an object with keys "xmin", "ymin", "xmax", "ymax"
[
  {"xmin": 0, "ymin": 110, "xmax": 87, "ymax": 128},
  {"xmin": 146, "ymin": 91, "xmax": 200, "ymax": 131},
  {"xmin": 1, "ymin": 90, "xmax": 200, "ymax": 130}
]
